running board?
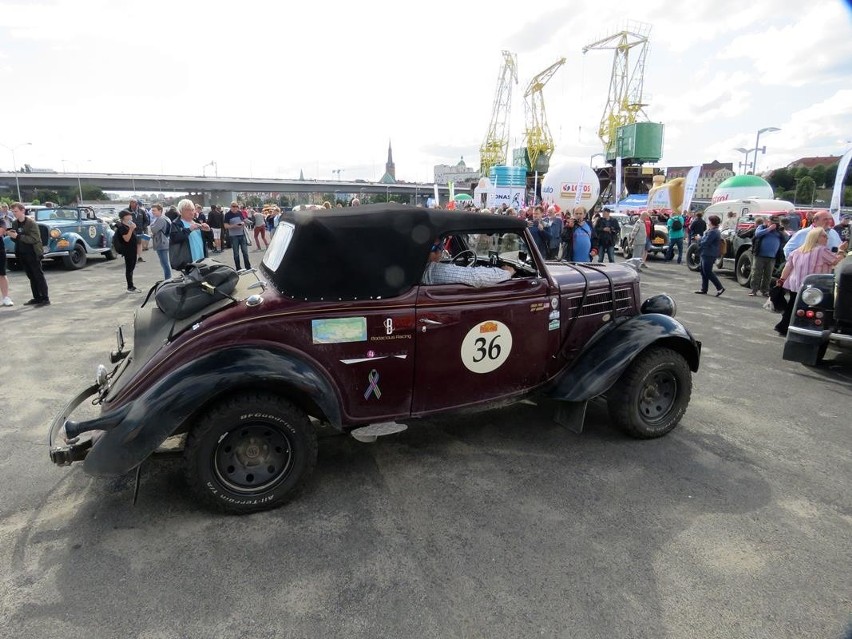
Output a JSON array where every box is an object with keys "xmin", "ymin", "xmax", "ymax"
[{"xmin": 350, "ymin": 422, "xmax": 408, "ymax": 443}]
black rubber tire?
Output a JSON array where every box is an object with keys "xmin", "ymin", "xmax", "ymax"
[
  {"xmin": 622, "ymin": 239, "xmax": 633, "ymax": 259},
  {"xmin": 62, "ymin": 243, "xmax": 87, "ymax": 270},
  {"xmin": 104, "ymin": 247, "xmax": 117, "ymax": 261},
  {"xmin": 607, "ymin": 347, "xmax": 692, "ymax": 439},
  {"xmin": 735, "ymin": 251, "xmax": 753, "ymax": 287},
  {"xmin": 183, "ymin": 392, "xmax": 318, "ymax": 514},
  {"xmin": 685, "ymin": 244, "xmax": 700, "ymax": 272}
]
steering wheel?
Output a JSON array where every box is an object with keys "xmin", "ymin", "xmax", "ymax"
[{"xmin": 451, "ymin": 249, "xmax": 477, "ymax": 267}]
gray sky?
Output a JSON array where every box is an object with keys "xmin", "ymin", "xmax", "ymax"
[{"xmin": 1, "ymin": 0, "xmax": 850, "ymax": 183}]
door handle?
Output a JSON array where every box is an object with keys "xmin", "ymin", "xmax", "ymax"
[{"xmin": 419, "ymin": 318, "xmax": 443, "ymax": 332}]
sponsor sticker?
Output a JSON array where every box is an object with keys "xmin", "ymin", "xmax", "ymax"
[
  {"xmin": 311, "ymin": 317, "xmax": 367, "ymax": 344},
  {"xmin": 549, "ymin": 319, "xmax": 560, "ymax": 331}
]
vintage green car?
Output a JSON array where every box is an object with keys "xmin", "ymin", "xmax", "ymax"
[{"xmin": 4, "ymin": 206, "xmax": 116, "ymax": 270}]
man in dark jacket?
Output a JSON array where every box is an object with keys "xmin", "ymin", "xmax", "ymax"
[
  {"xmin": 687, "ymin": 211, "xmax": 706, "ymax": 245},
  {"xmin": 169, "ymin": 199, "xmax": 210, "ymax": 271},
  {"xmin": 7, "ymin": 202, "xmax": 49, "ymax": 305},
  {"xmin": 594, "ymin": 207, "xmax": 620, "ymax": 263}
]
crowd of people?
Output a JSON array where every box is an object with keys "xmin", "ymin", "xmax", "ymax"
[{"xmin": 1, "ymin": 197, "xmax": 849, "ymax": 345}]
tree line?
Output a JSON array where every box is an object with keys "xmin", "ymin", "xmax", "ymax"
[{"xmin": 767, "ymin": 162, "xmax": 852, "ymax": 206}]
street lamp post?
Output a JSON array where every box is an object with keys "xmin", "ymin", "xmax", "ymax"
[
  {"xmin": 1, "ymin": 141, "xmax": 33, "ymax": 201},
  {"xmin": 752, "ymin": 127, "xmax": 781, "ymax": 175},
  {"xmin": 734, "ymin": 147, "xmax": 751, "ymax": 174}
]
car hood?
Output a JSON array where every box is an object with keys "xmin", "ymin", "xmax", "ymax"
[{"xmin": 547, "ymin": 262, "xmax": 639, "ymax": 290}]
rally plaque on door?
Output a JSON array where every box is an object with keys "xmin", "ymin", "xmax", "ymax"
[{"xmin": 460, "ymin": 321, "xmax": 513, "ymax": 374}]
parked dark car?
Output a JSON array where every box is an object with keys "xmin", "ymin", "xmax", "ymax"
[
  {"xmin": 3, "ymin": 205, "xmax": 116, "ymax": 269},
  {"xmin": 782, "ymin": 252, "xmax": 852, "ymax": 365},
  {"xmin": 686, "ymin": 214, "xmax": 787, "ymax": 287},
  {"xmin": 49, "ymin": 205, "xmax": 701, "ymax": 513}
]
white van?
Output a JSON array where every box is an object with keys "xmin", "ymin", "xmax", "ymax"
[{"xmin": 704, "ymin": 198, "xmax": 795, "ymax": 230}]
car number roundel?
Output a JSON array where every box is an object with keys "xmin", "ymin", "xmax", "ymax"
[{"xmin": 460, "ymin": 320, "xmax": 513, "ymax": 374}]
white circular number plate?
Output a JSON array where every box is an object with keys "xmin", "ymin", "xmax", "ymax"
[{"xmin": 460, "ymin": 320, "xmax": 513, "ymax": 374}]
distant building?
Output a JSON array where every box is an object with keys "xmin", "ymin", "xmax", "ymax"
[
  {"xmin": 434, "ymin": 156, "xmax": 480, "ymax": 186},
  {"xmin": 787, "ymin": 155, "xmax": 841, "ymax": 169},
  {"xmin": 379, "ymin": 140, "xmax": 396, "ymax": 184},
  {"xmin": 666, "ymin": 161, "xmax": 734, "ymax": 200}
]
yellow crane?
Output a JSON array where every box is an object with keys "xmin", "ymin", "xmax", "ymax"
[
  {"xmin": 523, "ymin": 57, "xmax": 565, "ymax": 173},
  {"xmin": 479, "ymin": 50, "xmax": 518, "ymax": 177},
  {"xmin": 582, "ymin": 22, "xmax": 652, "ymax": 158}
]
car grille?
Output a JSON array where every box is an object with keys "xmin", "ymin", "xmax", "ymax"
[{"xmin": 566, "ymin": 287, "xmax": 634, "ymax": 317}]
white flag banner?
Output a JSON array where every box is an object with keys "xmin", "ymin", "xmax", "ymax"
[
  {"xmin": 614, "ymin": 157, "xmax": 622, "ymax": 215},
  {"xmin": 433, "ymin": 184, "xmax": 440, "ymax": 208},
  {"xmin": 448, "ymin": 180, "xmax": 455, "ymax": 202},
  {"xmin": 682, "ymin": 165, "xmax": 702, "ymax": 213},
  {"xmin": 829, "ymin": 147, "xmax": 852, "ymax": 223},
  {"xmin": 574, "ymin": 165, "xmax": 586, "ymax": 206}
]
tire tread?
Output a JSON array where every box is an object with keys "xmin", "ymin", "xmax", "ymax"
[{"xmin": 183, "ymin": 392, "xmax": 317, "ymax": 514}]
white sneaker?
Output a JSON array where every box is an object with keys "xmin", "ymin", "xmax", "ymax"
[{"xmin": 1, "ymin": 296, "xmax": 13, "ymax": 306}]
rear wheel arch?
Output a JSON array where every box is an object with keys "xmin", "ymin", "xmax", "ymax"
[{"xmin": 171, "ymin": 380, "xmax": 337, "ymax": 437}]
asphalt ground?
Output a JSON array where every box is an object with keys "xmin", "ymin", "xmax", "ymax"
[{"xmin": 0, "ymin": 246, "xmax": 850, "ymax": 639}]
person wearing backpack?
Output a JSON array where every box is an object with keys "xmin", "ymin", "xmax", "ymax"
[{"xmin": 664, "ymin": 210, "xmax": 686, "ymax": 264}]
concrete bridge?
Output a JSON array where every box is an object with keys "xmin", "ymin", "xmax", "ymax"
[{"xmin": 0, "ymin": 171, "xmax": 455, "ymax": 205}]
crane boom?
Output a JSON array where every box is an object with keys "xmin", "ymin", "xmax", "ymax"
[
  {"xmin": 583, "ymin": 22, "xmax": 651, "ymax": 158},
  {"xmin": 479, "ymin": 50, "xmax": 518, "ymax": 177},
  {"xmin": 523, "ymin": 57, "xmax": 565, "ymax": 174}
]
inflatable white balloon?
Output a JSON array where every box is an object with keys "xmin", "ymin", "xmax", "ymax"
[
  {"xmin": 541, "ymin": 162, "xmax": 601, "ymax": 210},
  {"xmin": 712, "ymin": 175, "xmax": 774, "ymax": 204}
]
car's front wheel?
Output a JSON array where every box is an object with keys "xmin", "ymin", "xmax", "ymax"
[
  {"xmin": 607, "ymin": 347, "xmax": 692, "ymax": 439},
  {"xmin": 685, "ymin": 244, "xmax": 700, "ymax": 271},
  {"xmin": 183, "ymin": 392, "xmax": 318, "ymax": 514},
  {"xmin": 736, "ymin": 251, "xmax": 753, "ymax": 287},
  {"xmin": 62, "ymin": 243, "xmax": 87, "ymax": 270}
]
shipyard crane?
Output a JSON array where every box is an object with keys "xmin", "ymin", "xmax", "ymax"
[
  {"xmin": 582, "ymin": 22, "xmax": 652, "ymax": 158},
  {"xmin": 522, "ymin": 57, "xmax": 565, "ymax": 174},
  {"xmin": 479, "ymin": 50, "xmax": 518, "ymax": 177}
]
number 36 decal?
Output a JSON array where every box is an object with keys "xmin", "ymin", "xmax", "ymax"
[{"xmin": 460, "ymin": 321, "xmax": 513, "ymax": 374}]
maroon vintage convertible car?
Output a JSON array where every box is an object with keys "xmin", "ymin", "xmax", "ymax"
[{"xmin": 50, "ymin": 204, "xmax": 701, "ymax": 513}]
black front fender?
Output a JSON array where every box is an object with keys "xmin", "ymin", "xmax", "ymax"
[
  {"xmin": 80, "ymin": 347, "xmax": 342, "ymax": 476},
  {"xmin": 547, "ymin": 314, "xmax": 701, "ymax": 402}
]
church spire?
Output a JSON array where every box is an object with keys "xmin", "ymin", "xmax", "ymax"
[{"xmin": 385, "ymin": 139, "xmax": 395, "ymax": 180}]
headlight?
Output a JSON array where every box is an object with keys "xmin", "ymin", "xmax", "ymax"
[
  {"xmin": 641, "ymin": 294, "xmax": 677, "ymax": 317},
  {"xmin": 800, "ymin": 286, "xmax": 823, "ymax": 306},
  {"xmin": 56, "ymin": 239, "xmax": 70, "ymax": 248},
  {"xmin": 50, "ymin": 229, "xmax": 61, "ymax": 238}
]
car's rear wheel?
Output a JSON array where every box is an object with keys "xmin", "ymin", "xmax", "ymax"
[
  {"xmin": 62, "ymin": 243, "xmax": 87, "ymax": 270},
  {"xmin": 104, "ymin": 246, "xmax": 117, "ymax": 261},
  {"xmin": 621, "ymin": 238, "xmax": 633, "ymax": 258},
  {"xmin": 183, "ymin": 392, "xmax": 318, "ymax": 514},
  {"xmin": 736, "ymin": 251, "xmax": 753, "ymax": 287},
  {"xmin": 607, "ymin": 347, "xmax": 692, "ymax": 439},
  {"xmin": 685, "ymin": 244, "xmax": 700, "ymax": 271}
]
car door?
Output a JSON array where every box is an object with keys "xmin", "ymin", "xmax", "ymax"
[
  {"xmin": 79, "ymin": 208, "xmax": 103, "ymax": 249},
  {"xmin": 411, "ymin": 236, "xmax": 555, "ymax": 414}
]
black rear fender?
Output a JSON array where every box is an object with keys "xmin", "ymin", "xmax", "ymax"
[{"xmin": 83, "ymin": 347, "xmax": 342, "ymax": 476}]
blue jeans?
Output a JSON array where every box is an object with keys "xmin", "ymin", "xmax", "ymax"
[
  {"xmin": 699, "ymin": 255, "xmax": 723, "ymax": 292},
  {"xmin": 597, "ymin": 245, "xmax": 615, "ymax": 263},
  {"xmin": 156, "ymin": 249, "xmax": 172, "ymax": 280},
  {"xmin": 230, "ymin": 234, "xmax": 251, "ymax": 270},
  {"xmin": 666, "ymin": 237, "xmax": 683, "ymax": 263}
]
